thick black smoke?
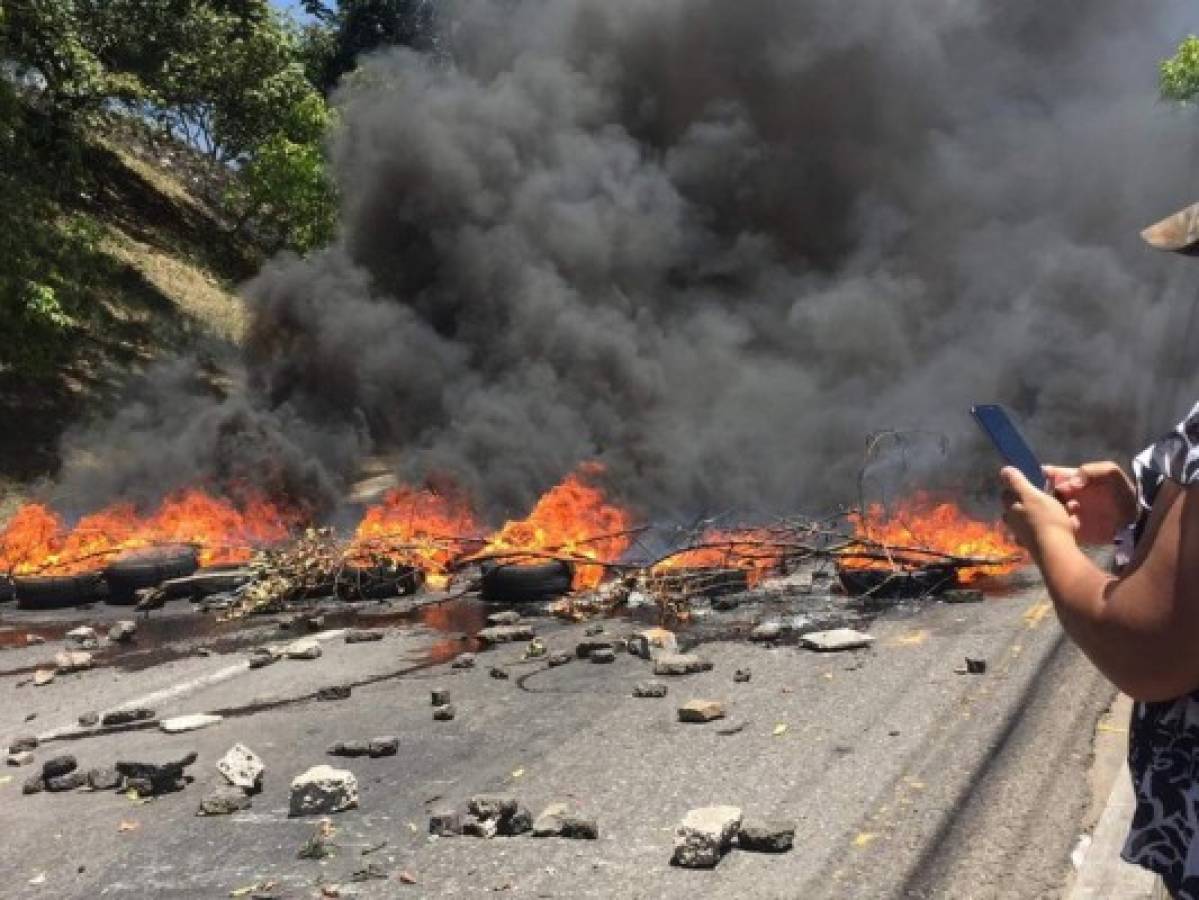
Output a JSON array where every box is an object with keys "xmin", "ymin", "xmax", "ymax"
[{"xmin": 56, "ymin": 0, "xmax": 1199, "ymax": 519}]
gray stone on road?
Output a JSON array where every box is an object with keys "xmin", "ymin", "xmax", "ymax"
[
  {"xmin": 800, "ymin": 628, "xmax": 875, "ymax": 652},
  {"xmin": 673, "ymin": 805, "xmax": 743, "ymax": 868},
  {"xmin": 217, "ymin": 744, "xmax": 264, "ymax": 792},
  {"xmin": 288, "ymin": 765, "xmax": 358, "ymax": 817}
]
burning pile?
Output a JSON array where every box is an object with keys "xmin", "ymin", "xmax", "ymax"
[{"xmin": 0, "ymin": 467, "xmax": 1022, "ymax": 612}]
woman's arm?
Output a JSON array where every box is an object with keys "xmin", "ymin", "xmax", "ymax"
[{"xmin": 1002, "ymin": 468, "xmax": 1199, "ymax": 702}]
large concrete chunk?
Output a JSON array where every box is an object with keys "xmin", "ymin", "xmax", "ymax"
[
  {"xmin": 678, "ymin": 700, "xmax": 727, "ymax": 723},
  {"xmin": 800, "ymin": 628, "xmax": 875, "ymax": 652},
  {"xmin": 672, "ymin": 806, "xmax": 743, "ymax": 868},
  {"xmin": 217, "ymin": 744, "xmax": 264, "ymax": 792},
  {"xmin": 54, "ymin": 650, "xmax": 94, "ymax": 672},
  {"xmin": 197, "ymin": 786, "xmax": 252, "ymax": 816},
  {"xmin": 288, "ymin": 765, "xmax": 358, "ymax": 816},
  {"xmin": 284, "ymin": 639, "xmax": 322, "ymax": 660},
  {"xmin": 476, "ymin": 624, "xmax": 536, "ymax": 645},
  {"xmin": 653, "ymin": 653, "xmax": 714, "ymax": 676},
  {"xmin": 629, "ymin": 627, "xmax": 679, "ymax": 659}
]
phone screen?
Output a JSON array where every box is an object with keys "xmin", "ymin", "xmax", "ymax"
[{"xmin": 970, "ymin": 404, "xmax": 1046, "ymax": 490}]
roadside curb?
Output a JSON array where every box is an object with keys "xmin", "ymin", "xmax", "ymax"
[{"xmin": 1067, "ymin": 760, "xmax": 1155, "ymax": 899}]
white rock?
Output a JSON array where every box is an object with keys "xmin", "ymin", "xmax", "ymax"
[
  {"xmin": 218, "ymin": 743, "xmax": 264, "ymax": 792},
  {"xmin": 33, "ymin": 668, "xmax": 56, "ymax": 686},
  {"xmin": 672, "ymin": 805, "xmax": 743, "ymax": 868},
  {"xmin": 289, "ymin": 765, "xmax": 358, "ymax": 817},
  {"xmin": 284, "ymin": 639, "xmax": 322, "ymax": 660},
  {"xmin": 53, "ymin": 650, "xmax": 94, "ymax": 672},
  {"xmin": 159, "ymin": 713, "xmax": 223, "ymax": 734},
  {"xmin": 652, "ymin": 653, "xmax": 714, "ymax": 676},
  {"xmin": 65, "ymin": 626, "xmax": 97, "ymax": 644},
  {"xmin": 628, "ymin": 627, "xmax": 678, "ymax": 659},
  {"xmin": 800, "ymin": 628, "xmax": 875, "ymax": 652}
]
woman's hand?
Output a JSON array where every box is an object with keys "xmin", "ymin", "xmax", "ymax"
[
  {"xmin": 1000, "ymin": 466, "xmax": 1077, "ymax": 558},
  {"xmin": 1043, "ymin": 461, "xmax": 1138, "ymax": 545}
]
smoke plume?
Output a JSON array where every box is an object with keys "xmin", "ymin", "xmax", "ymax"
[{"xmin": 56, "ymin": 0, "xmax": 1199, "ymax": 520}]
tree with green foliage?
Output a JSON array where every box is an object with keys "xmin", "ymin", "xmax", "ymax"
[
  {"xmin": 1161, "ymin": 35, "xmax": 1199, "ymax": 102},
  {"xmin": 301, "ymin": 0, "xmax": 436, "ymax": 95}
]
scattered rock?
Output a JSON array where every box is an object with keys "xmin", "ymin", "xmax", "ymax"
[
  {"xmin": 800, "ymin": 628, "xmax": 875, "ymax": 652},
  {"xmin": 590, "ymin": 647, "xmax": 616, "ymax": 664},
  {"xmin": 53, "ymin": 650, "xmax": 94, "ymax": 672},
  {"xmin": 368, "ymin": 736, "xmax": 399, "ymax": 758},
  {"xmin": 316, "ymin": 685, "xmax": 352, "ymax": 702},
  {"xmin": 672, "ymin": 806, "xmax": 743, "ymax": 868},
  {"xmin": 198, "ymin": 786, "xmax": 252, "ymax": 816},
  {"xmin": 159, "ymin": 713, "xmax": 223, "ymax": 734},
  {"xmin": 451, "ymin": 653, "xmax": 476, "ymax": 669},
  {"xmin": 462, "ymin": 815, "xmax": 497, "ymax": 838},
  {"xmin": 629, "ymin": 627, "xmax": 678, "ymax": 659},
  {"xmin": 532, "ymin": 802, "xmax": 570, "ymax": 836},
  {"xmin": 248, "ymin": 648, "xmax": 279, "ymax": 669},
  {"xmin": 42, "ymin": 755, "xmax": 78, "ymax": 779},
  {"xmin": 101, "ymin": 708, "xmax": 155, "ymax": 727},
  {"xmin": 327, "ymin": 741, "xmax": 371, "ymax": 757},
  {"xmin": 217, "ymin": 744, "xmax": 264, "ymax": 792},
  {"xmin": 66, "ymin": 625, "xmax": 98, "ymax": 645},
  {"xmin": 486, "ymin": 611, "xmax": 522, "ymax": 627},
  {"xmin": 750, "ymin": 621, "xmax": 784, "ymax": 642},
  {"xmin": 289, "ymin": 765, "xmax": 359, "ymax": 817},
  {"xmin": 344, "ymin": 629, "xmax": 384, "ymax": 644},
  {"xmin": 7, "ymin": 751, "xmax": 33, "ymax": 766},
  {"xmin": 284, "ymin": 639, "xmax": 322, "ymax": 660},
  {"xmin": 496, "ymin": 804, "xmax": 533, "ymax": 836},
  {"xmin": 489, "ymin": 667, "xmax": 509, "ymax": 680},
  {"xmin": 468, "ymin": 795, "xmax": 518, "ymax": 820},
  {"xmin": 560, "ymin": 816, "xmax": 600, "ymax": 840},
  {"xmin": 9, "ymin": 735, "xmax": 37, "ymax": 753},
  {"xmin": 963, "ymin": 657, "xmax": 987, "ymax": 675},
  {"xmin": 653, "ymin": 653, "xmax": 714, "ymax": 676},
  {"xmin": 22, "ymin": 775, "xmax": 44, "ymax": 794},
  {"xmin": 738, "ymin": 819, "xmax": 796, "ymax": 853},
  {"xmin": 45, "ymin": 772, "xmax": 86, "ymax": 792},
  {"xmin": 431, "ymin": 689, "xmax": 451, "ymax": 707},
  {"xmin": 25, "ymin": 634, "xmax": 45, "ymax": 646},
  {"xmin": 87, "ymin": 767, "xmax": 122, "ymax": 790},
  {"xmin": 942, "ymin": 589, "xmax": 985, "ymax": 604},
  {"xmin": 733, "ymin": 668, "xmax": 752, "ymax": 683},
  {"xmin": 33, "ymin": 668, "xmax": 55, "ymax": 687},
  {"xmin": 678, "ymin": 700, "xmax": 727, "ymax": 723},
  {"xmin": 115, "ymin": 751, "xmax": 198, "ymax": 796},
  {"xmin": 433, "ymin": 704, "xmax": 456, "ymax": 721},
  {"xmin": 523, "ymin": 638, "xmax": 547, "ymax": 659},
  {"xmin": 625, "ymin": 590, "xmax": 653, "ymax": 608},
  {"xmin": 633, "ymin": 680, "xmax": 668, "ymax": 698},
  {"xmin": 575, "ymin": 640, "xmax": 612, "ymax": 659},
  {"xmin": 546, "ymin": 652, "xmax": 573, "ymax": 668},
  {"xmin": 476, "ymin": 625, "xmax": 535, "ymax": 645},
  {"xmin": 78, "ymin": 712, "xmax": 99, "ymax": 728},
  {"xmin": 303, "ymin": 615, "xmax": 326, "ymax": 632},
  {"xmin": 108, "ymin": 621, "xmax": 137, "ymax": 643},
  {"xmin": 716, "ymin": 720, "xmax": 748, "ymax": 736},
  {"xmin": 584, "ymin": 623, "xmax": 604, "ymax": 636},
  {"xmin": 429, "ymin": 808, "xmax": 463, "ymax": 836}
]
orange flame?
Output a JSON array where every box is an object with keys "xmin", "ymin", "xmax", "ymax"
[
  {"xmin": 350, "ymin": 486, "xmax": 480, "ymax": 588},
  {"xmin": 478, "ymin": 463, "xmax": 632, "ymax": 590},
  {"xmin": 653, "ymin": 528, "xmax": 781, "ymax": 587},
  {"xmin": 0, "ymin": 490, "xmax": 296, "ymax": 575},
  {"xmin": 840, "ymin": 493, "xmax": 1021, "ymax": 583}
]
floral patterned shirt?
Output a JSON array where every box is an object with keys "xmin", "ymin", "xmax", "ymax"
[{"xmin": 1122, "ymin": 402, "xmax": 1199, "ymax": 898}]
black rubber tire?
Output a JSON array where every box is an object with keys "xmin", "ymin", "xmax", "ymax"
[
  {"xmin": 0, "ymin": 576, "xmax": 13, "ymax": 603},
  {"xmin": 335, "ymin": 563, "xmax": 424, "ymax": 601},
  {"xmin": 837, "ymin": 564, "xmax": 958, "ymax": 600},
  {"xmin": 103, "ymin": 546, "xmax": 199, "ymax": 606},
  {"xmin": 479, "ymin": 559, "xmax": 573, "ymax": 604},
  {"xmin": 14, "ymin": 572, "xmax": 106, "ymax": 610}
]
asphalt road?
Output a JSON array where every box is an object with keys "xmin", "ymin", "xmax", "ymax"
[{"xmin": 0, "ymin": 571, "xmax": 1115, "ymax": 899}]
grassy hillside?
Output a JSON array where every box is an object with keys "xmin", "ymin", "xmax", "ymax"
[{"xmin": 0, "ymin": 119, "xmax": 263, "ymax": 509}]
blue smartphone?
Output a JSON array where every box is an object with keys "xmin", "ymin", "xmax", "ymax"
[{"xmin": 970, "ymin": 404, "xmax": 1047, "ymax": 491}]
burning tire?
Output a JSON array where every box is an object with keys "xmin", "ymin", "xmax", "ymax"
[
  {"xmin": 837, "ymin": 564, "xmax": 958, "ymax": 600},
  {"xmin": 334, "ymin": 563, "xmax": 424, "ymax": 601},
  {"xmin": 0, "ymin": 576, "xmax": 13, "ymax": 603},
  {"xmin": 103, "ymin": 546, "xmax": 200, "ymax": 605},
  {"xmin": 14, "ymin": 572, "xmax": 106, "ymax": 610},
  {"xmin": 479, "ymin": 559, "xmax": 573, "ymax": 604}
]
